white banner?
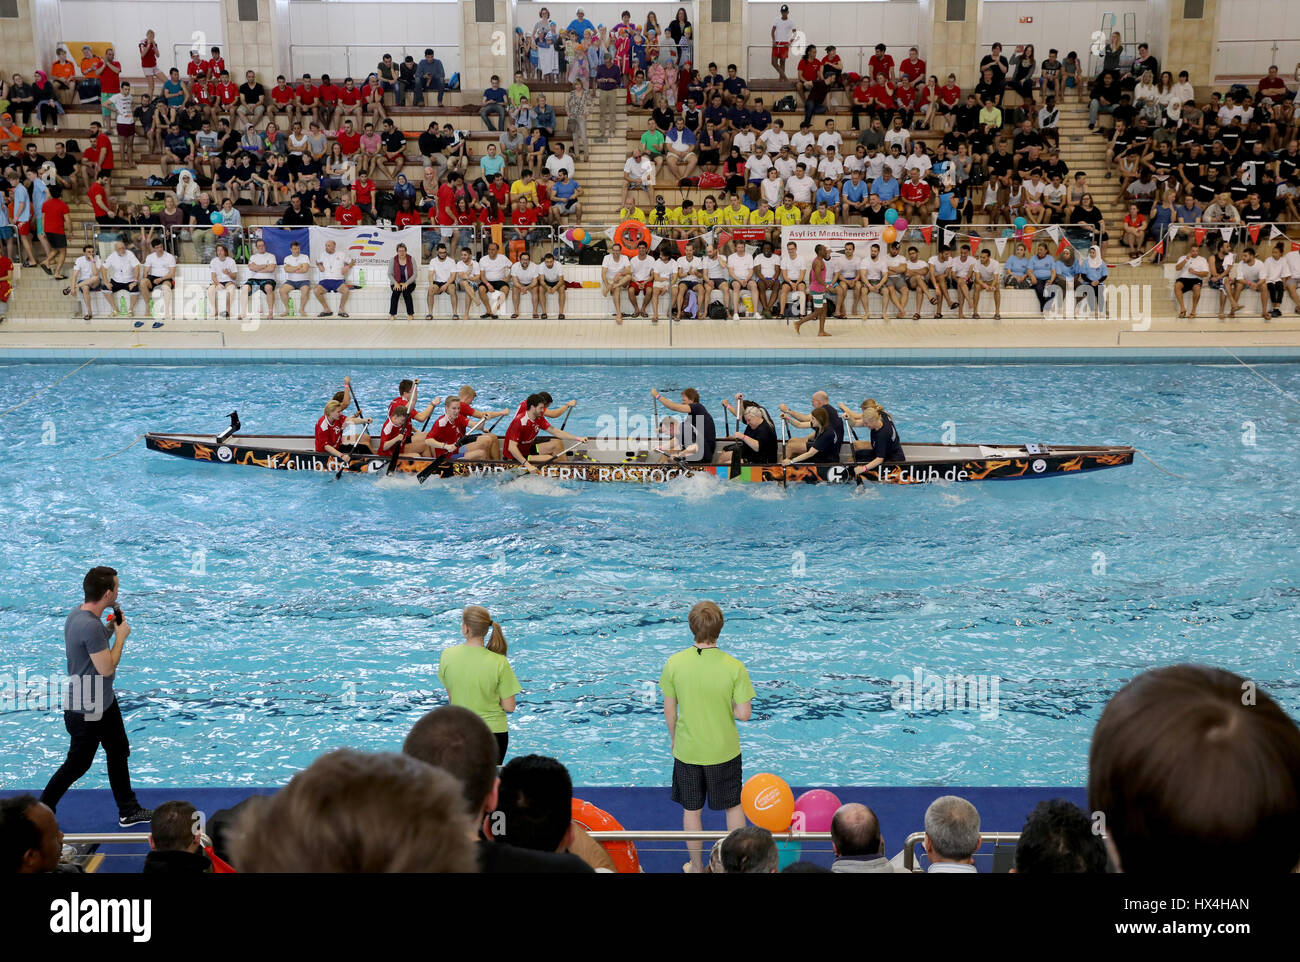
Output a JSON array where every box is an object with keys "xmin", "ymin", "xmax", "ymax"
[
  {"xmin": 781, "ymin": 225, "xmax": 885, "ymax": 260},
  {"xmin": 993, "ymin": 236, "xmax": 1007, "ymax": 257},
  {"xmin": 309, "ymin": 227, "xmax": 424, "ymax": 270}
]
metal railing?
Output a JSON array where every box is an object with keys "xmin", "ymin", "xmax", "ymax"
[
  {"xmin": 1212, "ymin": 38, "xmax": 1300, "ymax": 81},
  {"xmin": 288, "ymin": 44, "xmax": 462, "ymax": 86}
]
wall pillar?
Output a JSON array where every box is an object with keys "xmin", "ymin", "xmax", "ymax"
[
  {"xmin": 696, "ymin": 0, "xmax": 745, "ymax": 75},
  {"xmin": 221, "ymin": 0, "xmax": 277, "ymax": 81},
  {"xmin": 926, "ymin": 0, "xmax": 983, "ymax": 88},
  {"xmin": 461, "ymin": 0, "xmax": 512, "ymax": 93}
]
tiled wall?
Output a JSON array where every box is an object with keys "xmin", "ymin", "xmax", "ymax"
[
  {"xmin": 928, "ymin": 0, "xmax": 982, "ymax": 86},
  {"xmin": 698, "ymin": 0, "xmax": 746, "ymax": 76},
  {"xmin": 461, "ymin": 0, "xmax": 512, "ymax": 91}
]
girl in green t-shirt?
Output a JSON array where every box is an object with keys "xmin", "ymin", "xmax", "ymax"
[{"xmin": 438, "ymin": 605, "xmax": 522, "ymax": 762}]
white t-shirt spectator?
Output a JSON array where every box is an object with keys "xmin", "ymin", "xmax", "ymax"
[
  {"xmin": 973, "ymin": 258, "xmax": 1000, "ymax": 282},
  {"xmin": 787, "ymin": 173, "xmax": 816, "ymax": 202},
  {"xmin": 1234, "ymin": 258, "xmax": 1262, "ymax": 284},
  {"xmin": 601, "ymin": 253, "xmax": 629, "ymax": 280},
  {"xmin": 904, "ymin": 153, "xmax": 932, "ymax": 178},
  {"xmin": 210, "ymin": 255, "xmax": 238, "ymax": 283},
  {"xmin": 74, "ymin": 254, "xmax": 103, "ymax": 282},
  {"xmin": 111, "ymin": 93, "xmax": 134, "ymax": 125},
  {"xmin": 316, "ymin": 250, "xmax": 350, "ymax": 281},
  {"xmin": 817, "ymin": 130, "xmax": 843, "ymax": 154},
  {"xmin": 773, "ymin": 16, "xmax": 795, "ymax": 44},
  {"xmin": 885, "ymin": 128, "xmax": 910, "ymax": 153},
  {"xmin": 754, "ymin": 251, "xmax": 781, "ymax": 279},
  {"xmin": 774, "ymin": 155, "xmax": 797, "ymax": 180},
  {"xmin": 929, "ymin": 254, "xmax": 954, "ymax": 277},
  {"xmin": 538, "ymin": 261, "xmax": 564, "ymax": 284},
  {"xmin": 791, "ymin": 131, "xmax": 815, "ymax": 155},
  {"xmin": 106, "ymin": 250, "xmax": 141, "ymax": 284},
  {"xmin": 703, "ymin": 254, "xmax": 728, "ymax": 281},
  {"xmin": 760, "ymin": 175, "xmax": 785, "ymax": 207},
  {"xmin": 624, "ymin": 156, "xmax": 653, "ymax": 186},
  {"xmin": 510, "ymin": 260, "xmax": 540, "ymax": 284},
  {"xmin": 862, "ymin": 253, "xmax": 887, "ymax": 281},
  {"xmin": 144, "ymin": 249, "xmax": 176, "ymax": 278},
  {"xmin": 843, "ymin": 154, "xmax": 866, "ymax": 176},
  {"xmin": 1257, "ymin": 254, "xmax": 1288, "ymax": 283},
  {"xmin": 544, "ymin": 153, "xmax": 576, "ymax": 178},
  {"xmin": 732, "ymin": 131, "xmax": 757, "ymax": 157},
  {"xmin": 651, "ymin": 258, "xmax": 676, "ymax": 283},
  {"xmin": 864, "ymin": 153, "xmax": 887, "ymax": 180},
  {"xmin": 428, "ymin": 255, "xmax": 456, "ymax": 284},
  {"xmin": 950, "ymin": 254, "xmax": 977, "ymax": 279},
  {"xmin": 283, "ymin": 252, "xmax": 311, "ymax": 279},
  {"xmin": 452, "ymin": 258, "xmax": 478, "ymax": 281},
  {"xmin": 628, "ymin": 254, "xmax": 655, "ymax": 282},
  {"xmin": 726, "ymin": 251, "xmax": 755, "ymax": 280},
  {"xmin": 746, "ymin": 154, "xmax": 773, "ymax": 180},
  {"xmin": 780, "ymin": 252, "xmax": 806, "ymax": 281},
  {"xmin": 883, "ymin": 154, "xmax": 906, "ymax": 178},
  {"xmin": 817, "ymin": 157, "xmax": 843, "ymax": 181},
  {"xmin": 479, "ymin": 253, "xmax": 513, "ymax": 282},
  {"xmin": 247, "ymin": 250, "xmax": 277, "ymax": 277},
  {"xmin": 676, "ymin": 255, "xmax": 704, "ymax": 280},
  {"xmin": 760, "ymin": 128, "xmax": 789, "ymax": 155},
  {"xmin": 1176, "ymin": 254, "xmax": 1209, "ymax": 279}
]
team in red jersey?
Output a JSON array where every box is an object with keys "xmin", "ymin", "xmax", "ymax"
[
  {"xmin": 426, "ymin": 397, "xmax": 495, "ymax": 461},
  {"xmin": 503, "ymin": 392, "xmax": 586, "ymax": 473},
  {"xmin": 315, "ymin": 376, "xmax": 373, "ymax": 458}
]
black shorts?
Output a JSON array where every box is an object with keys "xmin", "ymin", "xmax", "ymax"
[
  {"xmin": 245, "ymin": 278, "xmax": 276, "ymax": 290},
  {"xmin": 110, "ymin": 280, "xmax": 137, "ymax": 292},
  {"xmin": 146, "ymin": 277, "xmax": 174, "ymax": 288},
  {"xmin": 1176, "ymin": 277, "xmax": 1202, "ymax": 292},
  {"xmin": 671, "ymin": 753, "xmax": 743, "ymax": 811},
  {"xmin": 47, "ymin": 232, "xmax": 67, "ymax": 249},
  {"xmin": 487, "ymin": 279, "xmax": 509, "ymax": 291}
]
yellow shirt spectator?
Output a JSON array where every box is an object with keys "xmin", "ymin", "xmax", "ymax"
[
  {"xmin": 618, "ymin": 206, "xmax": 646, "ymax": 222},
  {"xmin": 696, "ymin": 206, "xmax": 723, "ymax": 227},
  {"xmin": 510, "ymin": 178, "xmax": 538, "ymax": 205},
  {"xmin": 750, "ymin": 208, "xmax": 775, "ymax": 225},
  {"xmin": 721, "ymin": 203, "xmax": 751, "ymax": 225},
  {"xmin": 774, "ymin": 204, "xmax": 802, "ymax": 225},
  {"xmin": 810, "ymin": 207, "xmax": 837, "ymax": 225}
]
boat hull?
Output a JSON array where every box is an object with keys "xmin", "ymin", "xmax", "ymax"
[{"xmin": 144, "ymin": 434, "xmax": 1135, "ymax": 485}]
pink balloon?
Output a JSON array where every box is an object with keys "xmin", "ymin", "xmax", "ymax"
[
  {"xmin": 792, "ymin": 789, "xmax": 842, "ymax": 833},
  {"xmin": 893, "ymin": 217, "xmax": 909, "ymax": 232}
]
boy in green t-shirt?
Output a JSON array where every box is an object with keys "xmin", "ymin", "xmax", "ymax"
[
  {"xmin": 507, "ymin": 71, "xmax": 530, "ymax": 107},
  {"xmin": 658, "ymin": 600, "xmax": 755, "ymax": 873}
]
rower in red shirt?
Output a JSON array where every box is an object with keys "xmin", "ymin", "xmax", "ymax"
[
  {"xmin": 389, "ymin": 378, "xmax": 440, "ymax": 446},
  {"xmin": 378, "ymin": 405, "xmax": 433, "ymax": 458},
  {"xmin": 503, "ymin": 392, "xmax": 586, "ymax": 473},
  {"xmin": 315, "ymin": 397, "xmax": 368, "ymax": 458},
  {"xmin": 453, "ymin": 385, "xmax": 509, "ymax": 459},
  {"xmin": 426, "ymin": 397, "xmax": 495, "ymax": 461}
]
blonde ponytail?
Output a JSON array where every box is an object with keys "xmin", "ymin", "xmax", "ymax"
[
  {"xmin": 487, "ymin": 621, "xmax": 507, "ymax": 656},
  {"xmin": 462, "ymin": 605, "xmax": 508, "ymax": 656},
  {"xmin": 860, "ymin": 398, "xmax": 889, "ymax": 422}
]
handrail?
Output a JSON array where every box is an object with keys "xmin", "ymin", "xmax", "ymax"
[
  {"xmin": 288, "ymin": 43, "xmax": 461, "ymax": 84},
  {"xmin": 743, "ymin": 43, "xmax": 923, "ymax": 84},
  {"xmin": 64, "ymin": 830, "xmax": 835, "ymax": 844}
]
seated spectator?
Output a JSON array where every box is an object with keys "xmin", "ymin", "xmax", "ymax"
[
  {"xmin": 915, "ymin": 795, "xmax": 981, "ymax": 873},
  {"xmin": 403, "ymin": 706, "xmax": 593, "ymax": 873},
  {"xmin": 480, "ymin": 75, "xmax": 508, "ymax": 131},
  {"xmin": 494, "ymin": 755, "xmax": 615, "ymax": 871},
  {"xmin": 144, "ymin": 800, "xmax": 213, "ymax": 874},
  {"xmin": 1013, "ymin": 799, "xmax": 1107, "ymax": 873},
  {"xmin": 232, "ymin": 749, "xmax": 477, "ymax": 872},
  {"xmin": 830, "ymin": 803, "xmax": 908, "ymax": 873},
  {"xmin": 720, "ymin": 826, "xmax": 778, "ymax": 874},
  {"xmin": 1089, "ymin": 665, "xmax": 1300, "ymax": 873},
  {"xmin": 1, "ymin": 795, "xmax": 62, "ymax": 873}
]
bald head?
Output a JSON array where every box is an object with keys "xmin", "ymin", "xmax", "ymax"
[
  {"xmin": 831, "ymin": 803, "xmax": 884, "ymax": 856},
  {"xmin": 813, "ymin": 391, "xmax": 829, "ymax": 407}
]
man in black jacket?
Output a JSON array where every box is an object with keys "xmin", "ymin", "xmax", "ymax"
[
  {"xmin": 404, "ymin": 707, "xmax": 594, "ymax": 874},
  {"xmin": 143, "ymin": 801, "xmax": 213, "ymax": 874}
]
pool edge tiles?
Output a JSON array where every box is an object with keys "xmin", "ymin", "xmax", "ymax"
[{"xmin": 4, "ymin": 345, "xmax": 1300, "ymax": 364}]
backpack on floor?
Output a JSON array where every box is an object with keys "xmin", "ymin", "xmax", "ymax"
[
  {"xmin": 707, "ymin": 300, "xmax": 727, "ymax": 320},
  {"xmin": 774, "ymin": 95, "xmax": 797, "ymax": 112}
]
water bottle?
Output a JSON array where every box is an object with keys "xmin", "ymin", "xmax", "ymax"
[
  {"xmin": 287, "ymin": 292, "xmax": 295, "ymax": 318},
  {"xmin": 118, "ymin": 294, "xmax": 128, "ymax": 316},
  {"xmin": 358, "ymin": 268, "xmax": 366, "ymax": 289},
  {"xmin": 741, "ymin": 294, "xmax": 753, "ymax": 315}
]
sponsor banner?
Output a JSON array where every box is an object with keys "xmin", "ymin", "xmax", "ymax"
[
  {"xmin": 781, "ymin": 224, "xmax": 884, "ymax": 259},
  {"xmin": 730, "ymin": 227, "xmax": 768, "ymax": 241},
  {"xmin": 308, "ymin": 227, "xmax": 423, "ymax": 269}
]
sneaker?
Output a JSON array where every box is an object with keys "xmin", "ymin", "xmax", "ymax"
[{"xmin": 118, "ymin": 807, "xmax": 153, "ymax": 828}]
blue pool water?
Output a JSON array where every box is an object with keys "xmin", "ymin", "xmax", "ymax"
[{"xmin": 1, "ymin": 361, "xmax": 1297, "ymax": 789}]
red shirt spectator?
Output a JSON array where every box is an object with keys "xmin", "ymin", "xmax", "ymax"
[
  {"xmin": 899, "ymin": 54, "xmax": 926, "ymax": 86},
  {"xmin": 394, "ymin": 208, "xmax": 422, "ymax": 226},
  {"xmin": 339, "ymin": 84, "xmax": 363, "ymax": 107},
  {"xmin": 489, "ymin": 180, "xmax": 509, "ymax": 208},
  {"xmin": 42, "ymin": 195, "xmax": 69, "ymax": 236},
  {"xmin": 870, "ymin": 80, "xmax": 895, "ymax": 109},
  {"xmin": 208, "ymin": 56, "xmax": 227, "ymax": 76},
  {"xmin": 187, "ymin": 58, "xmax": 210, "ymax": 82},
  {"xmin": 901, "ymin": 180, "xmax": 931, "ymax": 205},
  {"xmin": 337, "ymin": 128, "xmax": 361, "ymax": 154},
  {"xmin": 868, "ymin": 52, "xmax": 895, "ymax": 81},
  {"xmin": 194, "ymin": 82, "xmax": 215, "ymax": 106},
  {"xmin": 216, "ymin": 80, "xmax": 239, "ymax": 105},
  {"xmin": 353, "ymin": 177, "xmax": 375, "ymax": 205},
  {"xmin": 797, "ymin": 57, "xmax": 822, "ymax": 84},
  {"xmin": 474, "ymin": 206, "xmax": 500, "ymax": 225},
  {"xmin": 271, "ymin": 82, "xmax": 295, "ymax": 108},
  {"xmin": 852, "ymin": 79, "xmax": 872, "ymax": 107},
  {"xmin": 88, "ymin": 180, "xmax": 111, "ymax": 218},
  {"xmin": 895, "ymin": 84, "xmax": 916, "ymax": 111},
  {"xmin": 100, "ymin": 59, "xmax": 122, "ymax": 95},
  {"xmin": 0, "ymin": 255, "xmax": 12, "ymax": 304},
  {"xmin": 95, "ymin": 130, "xmax": 114, "ymax": 172},
  {"xmin": 318, "ymin": 81, "xmax": 341, "ymax": 107},
  {"xmin": 436, "ymin": 183, "xmax": 456, "ymax": 223},
  {"xmin": 1258, "ymin": 73, "xmax": 1288, "ymax": 101},
  {"xmin": 510, "ymin": 205, "xmax": 539, "ymax": 226},
  {"xmin": 297, "ymin": 82, "xmax": 319, "ymax": 107},
  {"xmin": 334, "ymin": 203, "xmax": 363, "ymax": 225},
  {"xmin": 939, "ymin": 82, "xmax": 962, "ymax": 107},
  {"xmin": 140, "ymin": 39, "xmax": 159, "ymax": 70},
  {"xmin": 916, "ymin": 85, "xmax": 933, "ymax": 108}
]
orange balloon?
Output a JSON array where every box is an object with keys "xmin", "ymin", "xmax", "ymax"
[
  {"xmin": 741, "ymin": 772, "xmax": 795, "ymax": 831},
  {"xmin": 212, "ymin": 224, "xmax": 226, "ymax": 236},
  {"xmin": 1023, "ymin": 225, "xmax": 1035, "ymax": 240},
  {"xmin": 881, "ymin": 226, "xmax": 897, "ymax": 244}
]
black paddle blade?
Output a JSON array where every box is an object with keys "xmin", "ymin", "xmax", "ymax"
[{"xmin": 228, "ymin": 411, "xmax": 240, "ymax": 433}]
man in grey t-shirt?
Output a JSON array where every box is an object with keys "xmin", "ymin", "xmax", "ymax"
[{"xmin": 40, "ymin": 566, "xmax": 152, "ymax": 827}]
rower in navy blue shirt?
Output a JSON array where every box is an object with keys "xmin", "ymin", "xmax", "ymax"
[
  {"xmin": 847, "ymin": 399, "xmax": 904, "ymax": 477},
  {"xmin": 781, "ymin": 407, "xmax": 840, "ymax": 465},
  {"xmin": 652, "ymin": 387, "xmax": 717, "ymax": 463},
  {"xmin": 778, "ymin": 391, "xmax": 843, "ymax": 459}
]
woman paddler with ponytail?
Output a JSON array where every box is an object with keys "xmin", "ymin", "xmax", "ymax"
[
  {"xmin": 841, "ymin": 398, "xmax": 905, "ymax": 478},
  {"xmin": 437, "ymin": 605, "xmax": 522, "ymax": 762}
]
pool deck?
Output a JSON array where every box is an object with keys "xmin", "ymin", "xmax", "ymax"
[{"xmin": 3, "ymin": 312, "xmax": 1300, "ymax": 363}]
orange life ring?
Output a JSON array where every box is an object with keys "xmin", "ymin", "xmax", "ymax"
[
  {"xmin": 613, "ymin": 219, "xmax": 653, "ymax": 256},
  {"xmin": 571, "ymin": 798, "xmax": 641, "ymax": 873}
]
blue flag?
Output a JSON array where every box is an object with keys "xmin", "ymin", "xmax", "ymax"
[{"xmin": 261, "ymin": 227, "xmax": 311, "ymax": 263}]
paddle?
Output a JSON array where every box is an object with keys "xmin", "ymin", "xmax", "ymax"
[
  {"xmin": 559, "ymin": 403, "xmax": 574, "ymax": 431},
  {"xmin": 417, "ymin": 414, "xmax": 488, "ymax": 484},
  {"xmin": 332, "ymin": 383, "xmax": 369, "ymax": 480},
  {"xmin": 840, "ymin": 407, "xmax": 865, "ymax": 488},
  {"xmin": 215, "ymin": 411, "xmax": 241, "ymax": 444}
]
